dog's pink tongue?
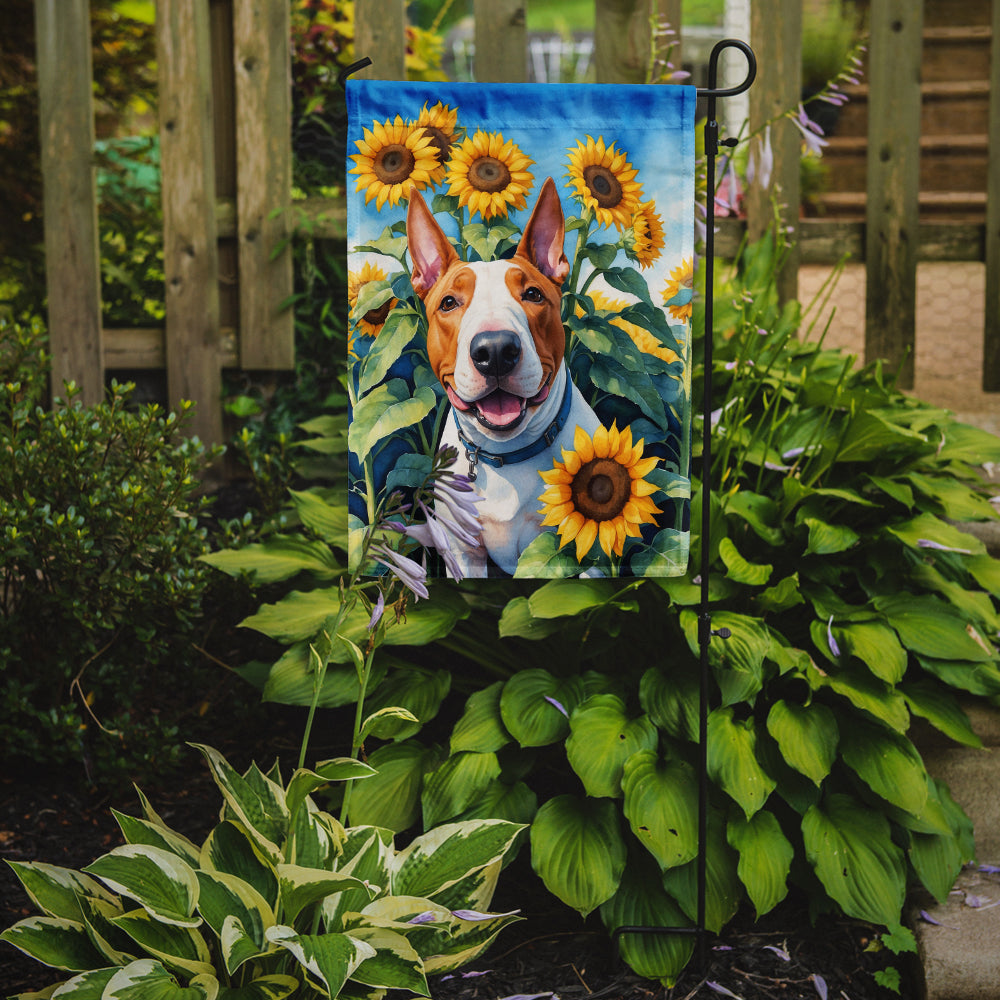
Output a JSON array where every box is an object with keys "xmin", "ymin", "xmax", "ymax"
[{"xmin": 476, "ymin": 389, "xmax": 523, "ymax": 427}]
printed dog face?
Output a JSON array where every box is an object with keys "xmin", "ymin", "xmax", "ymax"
[{"xmin": 406, "ymin": 177, "xmax": 570, "ymax": 439}]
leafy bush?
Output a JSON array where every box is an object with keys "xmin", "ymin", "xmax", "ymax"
[
  {"xmin": 0, "ymin": 317, "xmax": 220, "ymax": 783},
  {"xmin": 1, "ymin": 743, "xmax": 524, "ymax": 998},
  {"xmin": 205, "ymin": 232, "xmax": 1000, "ymax": 985}
]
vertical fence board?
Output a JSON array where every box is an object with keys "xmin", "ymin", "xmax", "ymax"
[
  {"xmin": 34, "ymin": 0, "xmax": 103, "ymax": 405},
  {"xmin": 157, "ymin": 0, "xmax": 222, "ymax": 444},
  {"xmin": 747, "ymin": 0, "xmax": 801, "ymax": 304},
  {"xmin": 233, "ymin": 0, "xmax": 294, "ymax": 369},
  {"xmin": 594, "ymin": 0, "xmax": 655, "ymax": 84},
  {"xmin": 474, "ymin": 0, "xmax": 527, "ymax": 83},
  {"xmin": 354, "ymin": 0, "xmax": 406, "ymax": 79},
  {"xmin": 864, "ymin": 0, "xmax": 923, "ymax": 389},
  {"xmin": 983, "ymin": 0, "xmax": 1000, "ymax": 390}
]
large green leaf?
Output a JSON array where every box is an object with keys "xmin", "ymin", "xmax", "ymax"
[
  {"xmin": 838, "ymin": 718, "xmax": 929, "ymax": 817},
  {"xmin": 4, "ymin": 862, "xmax": 118, "ymax": 923},
  {"xmin": 349, "ymin": 380, "xmax": 436, "ymax": 462},
  {"xmin": 680, "ymin": 610, "xmax": 770, "ymax": 706},
  {"xmin": 886, "ymin": 511, "xmax": 985, "ymax": 556},
  {"xmin": 566, "ymin": 695, "xmax": 658, "ymax": 798},
  {"xmin": 265, "ymin": 926, "xmax": 375, "ymax": 997},
  {"xmin": 803, "ymin": 517, "xmax": 859, "ymax": 556},
  {"xmin": 809, "ymin": 661, "xmax": 910, "ymax": 732},
  {"xmin": 450, "ymin": 682, "xmax": 511, "ymax": 754},
  {"xmin": 765, "ymin": 700, "xmax": 838, "ymax": 786},
  {"xmin": 621, "ymin": 751, "xmax": 699, "ymax": 871},
  {"xmin": 199, "ymin": 536, "xmax": 340, "ymax": 585},
  {"xmin": 707, "ymin": 707, "xmax": 776, "ymax": 818},
  {"xmin": 362, "ymin": 667, "xmax": 451, "ymax": 740},
  {"xmin": 357, "ymin": 309, "xmax": 420, "ymax": 395},
  {"xmin": 639, "ymin": 665, "xmax": 699, "ymax": 743},
  {"xmin": 727, "ymin": 810, "xmax": 793, "ymax": 918},
  {"xmin": 392, "ymin": 820, "xmax": 524, "ymax": 901},
  {"xmin": 346, "ymin": 926, "xmax": 429, "ymax": 994},
  {"xmin": 916, "ymin": 655, "xmax": 1000, "ymax": 697},
  {"xmin": 499, "ymin": 670, "xmax": 585, "ymax": 747},
  {"xmin": 530, "ymin": 795, "xmax": 627, "ymax": 917},
  {"xmin": 875, "ymin": 594, "xmax": 996, "ymax": 662},
  {"xmin": 103, "ymin": 959, "xmax": 218, "ymax": 1000},
  {"xmin": 901, "ymin": 680, "xmax": 982, "ymax": 748},
  {"xmin": 288, "ymin": 488, "xmax": 348, "ymax": 548},
  {"xmin": 526, "ymin": 578, "xmax": 631, "ymax": 618},
  {"xmin": 497, "ymin": 595, "xmax": 567, "ymax": 638},
  {"xmin": 346, "ymin": 740, "xmax": 441, "ymax": 832},
  {"xmin": 599, "ymin": 853, "xmax": 694, "ymax": 987},
  {"xmin": 421, "ymin": 751, "xmax": 502, "ymax": 828},
  {"xmin": 801, "ymin": 793, "xmax": 906, "ymax": 926},
  {"xmin": 0, "ymin": 916, "xmax": 107, "ymax": 972},
  {"xmin": 718, "ymin": 536, "xmax": 772, "ymax": 585},
  {"xmin": 833, "ymin": 621, "xmax": 907, "ymax": 684},
  {"xmin": 83, "ymin": 846, "xmax": 200, "ymax": 928},
  {"xmin": 834, "ymin": 410, "xmax": 927, "ymax": 463}
]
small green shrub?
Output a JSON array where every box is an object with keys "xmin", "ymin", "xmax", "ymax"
[
  {"xmin": 1, "ymin": 744, "xmax": 524, "ymax": 998},
  {"xmin": 0, "ymin": 317, "xmax": 220, "ymax": 783}
]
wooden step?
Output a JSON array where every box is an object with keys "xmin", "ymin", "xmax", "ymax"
[
  {"xmin": 922, "ymin": 0, "xmax": 992, "ymax": 28},
  {"xmin": 922, "ymin": 25, "xmax": 993, "ymax": 82},
  {"xmin": 822, "ymin": 134, "xmax": 989, "ymax": 193},
  {"xmin": 813, "ymin": 190, "xmax": 987, "ymax": 222}
]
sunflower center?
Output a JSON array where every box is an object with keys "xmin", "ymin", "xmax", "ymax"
[
  {"xmin": 583, "ymin": 165, "xmax": 623, "ymax": 208},
  {"xmin": 363, "ymin": 300, "xmax": 393, "ymax": 327},
  {"xmin": 420, "ymin": 126, "xmax": 452, "ymax": 164},
  {"xmin": 571, "ymin": 457, "xmax": 632, "ymax": 521},
  {"xmin": 374, "ymin": 144, "xmax": 415, "ymax": 185},
  {"xmin": 469, "ymin": 156, "xmax": 512, "ymax": 193}
]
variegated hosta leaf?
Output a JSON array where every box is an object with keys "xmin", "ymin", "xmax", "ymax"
[
  {"xmin": 44, "ymin": 966, "xmax": 118, "ymax": 997},
  {"xmin": 112, "ymin": 810, "xmax": 201, "ymax": 868},
  {"xmin": 424, "ymin": 906, "xmax": 522, "ymax": 975},
  {"xmin": 529, "ymin": 795, "xmax": 626, "ymax": 917},
  {"xmin": 566, "ymin": 695, "xmax": 658, "ymax": 798},
  {"xmin": 102, "ymin": 958, "xmax": 218, "ymax": 999},
  {"xmin": 83, "ymin": 846, "xmax": 200, "ymax": 928},
  {"xmin": 191, "ymin": 745, "xmax": 287, "ymax": 863},
  {"xmin": 424, "ymin": 859, "xmax": 501, "ymax": 916},
  {"xmin": 265, "ymin": 925, "xmax": 376, "ymax": 998},
  {"xmin": 345, "ymin": 926, "xmax": 429, "ymax": 995},
  {"xmin": 420, "ymin": 751, "xmax": 502, "ymax": 829},
  {"xmin": 499, "ymin": 669, "xmax": 585, "ymax": 747},
  {"xmin": 802, "ymin": 793, "xmax": 906, "ymax": 926},
  {"xmin": 599, "ymin": 854, "xmax": 694, "ymax": 987},
  {"xmin": 322, "ymin": 829, "xmax": 393, "ymax": 931},
  {"xmin": 661, "ymin": 811, "xmax": 742, "ymax": 934},
  {"xmin": 276, "ymin": 864, "xmax": 375, "ymax": 925},
  {"xmin": 195, "ymin": 871, "xmax": 274, "ymax": 974},
  {"xmin": 621, "ymin": 751, "xmax": 699, "ymax": 871},
  {"xmin": 0, "ymin": 916, "xmax": 107, "ymax": 972},
  {"xmin": 4, "ymin": 861, "xmax": 118, "ymax": 922},
  {"xmin": 214, "ymin": 974, "xmax": 300, "ymax": 1000},
  {"xmin": 727, "ymin": 810, "xmax": 793, "ymax": 918},
  {"xmin": 110, "ymin": 908, "xmax": 214, "ymax": 979},
  {"xmin": 288, "ymin": 802, "xmax": 343, "ymax": 870},
  {"xmin": 450, "ymin": 681, "xmax": 511, "ymax": 754},
  {"xmin": 765, "ymin": 700, "xmax": 838, "ymax": 786},
  {"xmin": 77, "ymin": 894, "xmax": 135, "ymax": 966},
  {"xmin": 838, "ymin": 718, "xmax": 929, "ymax": 817},
  {"xmin": 706, "ymin": 707, "xmax": 776, "ymax": 819},
  {"xmin": 391, "ymin": 820, "xmax": 524, "ymax": 901},
  {"xmin": 200, "ymin": 822, "xmax": 278, "ymax": 910},
  {"xmin": 285, "ymin": 760, "xmax": 375, "ymax": 823}
]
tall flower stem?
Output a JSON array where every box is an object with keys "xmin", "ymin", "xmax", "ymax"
[{"xmin": 340, "ymin": 642, "xmax": 377, "ymax": 826}]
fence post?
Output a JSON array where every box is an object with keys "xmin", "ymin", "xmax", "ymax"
[
  {"xmin": 157, "ymin": 0, "xmax": 223, "ymax": 445},
  {"xmin": 864, "ymin": 0, "xmax": 923, "ymax": 389},
  {"xmin": 233, "ymin": 0, "xmax": 294, "ymax": 369},
  {"xmin": 474, "ymin": 0, "xmax": 527, "ymax": 83},
  {"xmin": 354, "ymin": 0, "xmax": 407, "ymax": 79},
  {"xmin": 34, "ymin": 0, "xmax": 104, "ymax": 405},
  {"xmin": 746, "ymin": 0, "xmax": 801, "ymax": 305},
  {"xmin": 983, "ymin": 0, "xmax": 1000, "ymax": 391}
]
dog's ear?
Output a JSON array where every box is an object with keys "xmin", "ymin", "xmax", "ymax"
[
  {"xmin": 516, "ymin": 177, "xmax": 569, "ymax": 286},
  {"xmin": 407, "ymin": 188, "xmax": 458, "ymax": 300}
]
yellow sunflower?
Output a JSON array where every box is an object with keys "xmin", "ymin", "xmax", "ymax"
[
  {"xmin": 538, "ymin": 422, "xmax": 662, "ymax": 561},
  {"xmin": 566, "ymin": 135, "xmax": 643, "ymax": 231},
  {"xmin": 630, "ymin": 201, "xmax": 665, "ymax": 269},
  {"xmin": 446, "ymin": 129, "xmax": 534, "ymax": 220},
  {"xmin": 584, "ymin": 290, "xmax": 680, "ymax": 365},
  {"xmin": 663, "ymin": 258, "xmax": 695, "ymax": 323},
  {"xmin": 412, "ymin": 102, "xmax": 460, "ymax": 185},
  {"xmin": 348, "ymin": 262, "xmax": 397, "ymax": 346},
  {"xmin": 350, "ymin": 115, "xmax": 438, "ymax": 211}
]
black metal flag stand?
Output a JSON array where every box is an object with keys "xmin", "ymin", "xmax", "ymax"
[{"xmin": 340, "ymin": 37, "xmax": 758, "ymax": 974}]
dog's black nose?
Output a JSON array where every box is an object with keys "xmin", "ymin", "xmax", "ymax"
[{"xmin": 470, "ymin": 331, "xmax": 521, "ymax": 378}]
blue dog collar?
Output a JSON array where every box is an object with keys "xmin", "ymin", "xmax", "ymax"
[{"xmin": 453, "ymin": 375, "xmax": 574, "ymax": 482}]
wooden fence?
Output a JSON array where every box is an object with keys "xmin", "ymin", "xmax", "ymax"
[{"xmin": 33, "ymin": 0, "xmax": 1000, "ymax": 445}]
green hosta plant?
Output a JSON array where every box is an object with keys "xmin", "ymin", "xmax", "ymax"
[{"xmin": 1, "ymin": 744, "xmax": 523, "ymax": 999}]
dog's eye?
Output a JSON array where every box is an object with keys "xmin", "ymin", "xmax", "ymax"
[
  {"xmin": 522, "ymin": 286, "xmax": 544, "ymax": 304},
  {"xmin": 439, "ymin": 295, "xmax": 459, "ymax": 312}
]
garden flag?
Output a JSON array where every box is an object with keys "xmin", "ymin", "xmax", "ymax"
[{"xmin": 346, "ymin": 79, "xmax": 696, "ymax": 579}]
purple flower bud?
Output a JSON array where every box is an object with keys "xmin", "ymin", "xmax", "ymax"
[
  {"xmin": 827, "ymin": 616, "xmax": 841, "ymax": 658},
  {"xmin": 544, "ymin": 695, "xmax": 569, "ymax": 718},
  {"xmin": 367, "ymin": 591, "xmax": 385, "ymax": 631}
]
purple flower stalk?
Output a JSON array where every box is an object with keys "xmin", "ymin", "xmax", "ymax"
[
  {"xmin": 370, "ymin": 542, "xmax": 429, "ymax": 600},
  {"xmin": 791, "ymin": 104, "xmax": 829, "ymax": 156}
]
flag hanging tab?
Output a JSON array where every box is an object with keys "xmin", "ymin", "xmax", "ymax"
[{"xmin": 346, "ymin": 79, "xmax": 696, "ymax": 579}]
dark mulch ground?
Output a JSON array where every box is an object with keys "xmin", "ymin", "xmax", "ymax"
[{"xmin": 1, "ymin": 740, "xmax": 915, "ymax": 1000}]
